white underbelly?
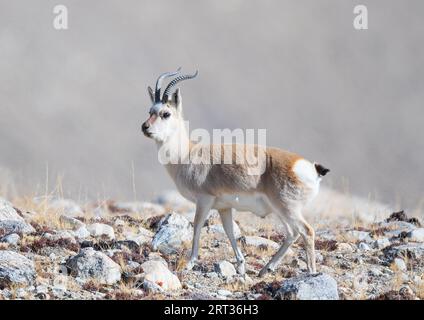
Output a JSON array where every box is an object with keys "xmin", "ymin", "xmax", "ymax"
[{"xmin": 212, "ymin": 193, "xmax": 273, "ymax": 217}]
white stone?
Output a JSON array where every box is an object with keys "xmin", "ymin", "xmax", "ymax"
[
  {"xmin": 217, "ymin": 289, "xmax": 232, "ymax": 297},
  {"xmin": 73, "ymin": 226, "xmax": 91, "ymax": 239},
  {"xmin": 114, "ymin": 218, "xmax": 125, "ymax": 226},
  {"xmin": 1, "ymin": 233, "xmax": 20, "ymax": 245},
  {"xmin": 147, "ymin": 252, "xmax": 168, "ymax": 267},
  {"xmin": 214, "ymin": 260, "xmax": 237, "ymax": 278},
  {"xmin": 369, "ymin": 267, "xmax": 383, "ymax": 277},
  {"xmin": 407, "ymin": 228, "xmax": 424, "ymax": 242},
  {"xmin": 87, "ymin": 223, "xmax": 115, "ymax": 240},
  {"xmin": 141, "ymin": 260, "xmax": 181, "ymax": 291},
  {"xmin": 36, "ymin": 285, "xmax": 49, "ymax": 295},
  {"xmin": 242, "ymin": 236, "xmax": 279, "ymax": 250},
  {"xmin": 373, "ymin": 238, "xmax": 391, "ymax": 249},
  {"xmin": 337, "ymin": 242, "xmax": 354, "ymax": 253},
  {"xmin": 393, "ymin": 258, "xmax": 407, "ymax": 272}
]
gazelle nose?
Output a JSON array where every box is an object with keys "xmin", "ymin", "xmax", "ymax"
[{"xmin": 141, "ymin": 122, "xmax": 149, "ymax": 132}]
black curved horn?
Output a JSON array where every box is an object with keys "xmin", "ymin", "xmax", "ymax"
[
  {"xmin": 162, "ymin": 70, "xmax": 198, "ymax": 102},
  {"xmin": 154, "ymin": 67, "xmax": 181, "ymax": 102}
]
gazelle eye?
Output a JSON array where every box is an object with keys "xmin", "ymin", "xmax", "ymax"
[{"xmin": 162, "ymin": 112, "xmax": 171, "ymax": 119}]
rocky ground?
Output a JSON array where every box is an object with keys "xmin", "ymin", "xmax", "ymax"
[{"xmin": 0, "ymin": 189, "xmax": 423, "ymax": 300}]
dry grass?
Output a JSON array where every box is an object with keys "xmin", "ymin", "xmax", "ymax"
[{"xmin": 414, "ymin": 277, "xmax": 424, "ymax": 299}]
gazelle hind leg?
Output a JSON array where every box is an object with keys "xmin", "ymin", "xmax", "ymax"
[
  {"xmin": 186, "ymin": 195, "xmax": 215, "ymax": 270},
  {"xmin": 259, "ymin": 220, "xmax": 299, "ymax": 277},
  {"xmin": 218, "ymin": 208, "xmax": 246, "ymax": 275},
  {"xmin": 295, "ymin": 217, "xmax": 316, "ymax": 273}
]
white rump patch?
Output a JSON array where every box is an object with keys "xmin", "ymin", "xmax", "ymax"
[{"xmin": 292, "ymin": 159, "xmax": 319, "ymax": 186}]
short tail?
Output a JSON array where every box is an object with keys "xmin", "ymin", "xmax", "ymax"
[{"xmin": 314, "ymin": 163, "xmax": 330, "ymax": 177}]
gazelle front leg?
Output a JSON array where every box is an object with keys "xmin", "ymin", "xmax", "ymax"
[
  {"xmin": 218, "ymin": 208, "xmax": 246, "ymax": 275},
  {"xmin": 186, "ymin": 195, "xmax": 215, "ymax": 270}
]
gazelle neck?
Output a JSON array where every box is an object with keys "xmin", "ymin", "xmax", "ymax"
[{"xmin": 155, "ymin": 118, "xmax": 191, "ymax": 177}]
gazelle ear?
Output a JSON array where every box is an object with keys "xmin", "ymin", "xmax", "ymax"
[
  {"xmin": 147, "ymin": 86, "xmax": 154, "ymax": 103},
  {"xmin": 171, "ymin": 88, "xmax": 182, "ymax": 112}
]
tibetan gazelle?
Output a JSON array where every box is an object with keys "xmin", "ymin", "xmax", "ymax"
[{"xmin": 142, "ymin": 68, "xmax": 329, "ymax": 276}]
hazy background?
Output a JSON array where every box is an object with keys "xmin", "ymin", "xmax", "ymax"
[{"xmin": 0, "ymin": 1, "xmax": 423, "ymax": 210}]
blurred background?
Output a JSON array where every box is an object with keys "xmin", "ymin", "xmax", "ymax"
[{"xmin": 0, "ymin": 0, "xmax": 423, "ymax": 210}]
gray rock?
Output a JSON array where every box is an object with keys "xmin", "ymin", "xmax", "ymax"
[
  {"xmin": 35, "ymin": 285, "xmax": 49, "ymax": 295},
  {"xmin": 151, "ymin": 213, "xmax": 193, "ymax": 254},
  {"xmin": 126, "ymin": 261, "xmax": 141, "ymax": 271},
  {"xmin": 73, "ymin": 226, "xmax": 91, "ymax": 239},
  {"xmin": 380, "ymin": 220, "xmax": 417, "ymax": 232},
  {"xmin": 111, "ymin": 201, "xmax": 165, "ymax": 215},
  {"xmin": 0, "ymin": 251, "xmax": 36, "ymax": 288},
  {"xmin": 378, "ymin": 221, "xmax": 417, "ymax": 238},
  {"xmin": 59, "ymin": 215, "xmax": 85, "ymax": 230},
  {"xmin": 86, "ymin": 223, "xmax": 115, "ymax": 240},
  {"xmin": 48, "ymin": 198, "xmax": 83, "ymax": 217},
  {"xmin": 205, "ymin": 272, "xmax": 219, "ymax": 279},
  {"xmin": 368, "ymin": 267, "xmax": 383, "ymax": 277},
  {"xmin": 207, "ymin": 221, "xmax": 242, "ymax": 240},
  {"xmin": 217, "ymin": 289, "xmax": 232, "ymax": 297},
  {"xmin": 125, "ymin": 227, "xmax": 154, "ymax": 246},
  {"xmin": 0, "ymin": 199, "xmax": 35, "ymax": 235},
  {"xmin": 315, "ymin": 229, "xmax": 337, "ymax": 241},
  {"xmin": 154, "ymin": 190, "xmax": 194, "ymax": 209},
  {"xmin": 337, "ymin": 242, "xmax": 354, "ymax": 253},
  {"xmin": 384, "ymin": 243, "xmax": 424, "ymax": 261},
  {"xmin": 143, "ymin": 279, "xmax": 165, "ymax": 294},
  {"xmin": 278, "ymin": 273, "xmax": 339, "ymax": 300},
  {"xmin": 241, "ymin": 236, "xmax": 279, "ymax": 250},
  {"xmin": 373, "ymin": 238, "xmax": 391, "ymax": 249},
  {"xmin": 0, "ymin": 198, "xmax": 22, "ymax": 221},
  {"xmin": 147, "ymin": 252, "xmax": 168, "ymax": 267},
  {"xmin": 0, "ymin": 233, "xmax": 20, "ymax": 245},
  {"xmin": 344, "ymin": 230, "xmax": 372, "ymax": 243},
  {"xmin": 44, "ymin": 230, "xmax": 77, "ymax": 244},
  {"xmin": 0, "ymin": 220, "xmax": 35, "ymax": 235},
  {"xmin": 214, "ymin": 260, "xmax": 237, "ymax": 278},
  {"xmin": 358, "ymin": 242, "xmax": 371, "ymax": 251},
  {"xmin": 65, "ymin": 247, "xmax": 122, "ymax": 285}
]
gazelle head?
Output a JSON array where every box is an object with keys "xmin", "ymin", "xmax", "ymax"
[{"xmin": 142, "ymin": 68, "xmax": 198, "ymax": 143}]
